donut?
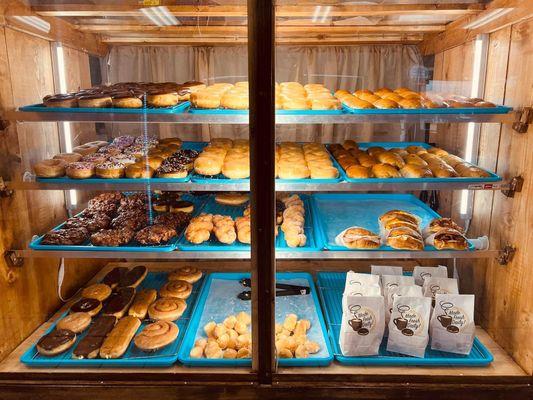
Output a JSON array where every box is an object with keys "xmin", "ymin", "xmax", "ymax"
[
  {"xmin": 159, "ymin": 138, "xmax": 182, "ymax": 148},
  {"xmin": 215, "ymin": 193, "xmax": 249, "ymax": 206},
  {"xmin": 81, "ymin": 153, "xmax": 108, "ymax": 164},
  {"xmin": 81, "ymin": 283, "xmax": 112, "ymax": 302},
  {"xmin": 159, "ymin": 280, "xmax": 192, "ymax": 300},
  {"xmin": 53, "ymin": 152, "xmax": 82, "ymax": 163},
  {"xmin": 148, "ymin": 298, "xmax": 187, "ymax": 321},
  {"xmin": 70, "ymin": 298, "xmax": 102, "ymax": 317},
  {"xmin": 33, "ymin": 159, "xmax": 66, "ymax": 178},
  {"xmin": 111, "ymin": 92, "xmax": 143, "ymax": 108},
  {"xmin": 220, "ymin": 93, "xmax": 249, "ymax": 110},
  {"xmin": 77, "ymin": 94, "xmax": 112, "ymax": 108},
  {"xmin": 137, "ymin": 156, "xmax": 164, "ymax": 170},
  {"xmin": 169, "ymin": 200, "xmax": 194, "ymax": 213},
  {"xmin": 146, "ymin": 90, "xmax": 179, "ymax": 107},
  {"xmin": 85, "ymin": 141, "xmax": 109, "ymax": 148},
  {"xmin": 36, "ymin": 329, "xmax": 76, "ymax": 356},
  {"xmin": 110, "ymin": 154, "xmax": 137, "ymax": 165},
  {"xmin": 72, "ymin": 144, "xmax": 99, "ymax": 156},
  {"xmin": 191, "ymin": 92, "xmax": 221, "ymax": 109},
  {"xmin": 134, "ymin": 320, "xmax": 179, "ymax": 352},
  {"xmin": 66, "ymin": 162, "xmax": 95, "ymax": 179},
  {"xmin": 95, "ymin": 162, "xmax": 125, "ymax": 179},
  {"xmin": 125, "ymin": 163, "xmax": 154, "ymax": 178},
  {"xmin": 168, "ymin": 267, "xmax": 202, "ymax": 283},
  {"xmin": 43, "ymin": 94, "xmax": 78, "ymax": 108},
  {"xmin": 56, "ymin": 312, "xmax": 91, "ymax": 334}
]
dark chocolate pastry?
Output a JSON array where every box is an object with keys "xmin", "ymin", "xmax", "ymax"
[
  {"xmin": 41, "ymin": 227, "xmax": 89, "ymax": 245},
  {"xmin": 72, "ymin": 316, "xmax": 117, "ymax": 359},
  {"xmin": 101, "ymin": 267, "xmax": 127, "ymax": 288},
  {"xmin": 88, "ymin": 192, "xmax": 123, "ymax": 206},
  {"xmin": 37, "ymin": 329, "xmax": 75, "ymax": 353},
  {"xmin": 135, "ymin": 225, "xmax": 177, "ymax": 245},
  {"xmin": 118, "ymin": 266, "xmax": 147, "ymax": 288},
  {"xmin": 90, "ymin": 227, "xmax": 135, "ymax": 247},
  {"xmin": 102, "ymin": 287, "xmax": 136, "ymax": 317},
  {"xmin": 70, "ymin": 297, "xmax": 101, "ymax": 314},
  {"xmin": 111, "ymin": 212, "xmax": 148, "ymax": 231},
  {"xmin": 63, "ymin": 214, "xmax": 111, "ymax": 232},
  {"xmin": 153, "ymin": 212, "xmax": 191, "ymax": 229}
]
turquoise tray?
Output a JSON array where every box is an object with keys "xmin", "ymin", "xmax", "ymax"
[
  {"xmin": 29, "ymin": 193, "xmax": 206, "ymax": 252},
  {"xmin": 342, "ymin": 104, "xmax": 512, "ymax": 115},
  {"xmin": 20, "ymin": 271, "xmax": 205, "ymax": 368},
  {"xmin": 330, "ymin": 142, "xmax": 501, "ymax": 184},
  {"xmin": 176, "ymin": 194, "xmax": 323, "ymax": 252},
  {"xmin": 311, "ymin": 193, "xmax": 473, "ymax": 251},
  {"xmin": 189, "ymin": 108, "xmax": 343, "ymax": 115},
  {"xmin": 20, "ymin": 101, "xmax": 190, "ymax": 114},
  {"xmin": 177, "ymin": 272, "xmax": 333, "ymax": 367},
  {"xmin": 316, "ymin": 271, "xmax": 493, "ymax": 366}
]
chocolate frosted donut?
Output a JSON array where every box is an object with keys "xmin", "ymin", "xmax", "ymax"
[
  {"xmin": 43, "ymin": 94, "xmax": 78, "ymax": 108},
  {"xmin": 72, "ymin": 316, "xmax": 117, "ymax": 359},
  {"xmin": 101, "ymin": 267, "xmax": 128, "ymax": 288},
  {"xmin": 37, "ymin": 329, "xmax": 76, "ymax": 355},
  {"xmin": 70, "ymin": 297, "xmax": 102, "ymax": 316},
  {"xmin": 118, "ymin": 266, "xmax": 147, "ymax": 288},
  {"xmin": 102, "ymin": 287, "xmax": 136, "ymax": 318}
]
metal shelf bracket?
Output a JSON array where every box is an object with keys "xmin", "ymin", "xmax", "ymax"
[
  {"xmin": 497, "ymin": 245, "xmax": 516, "ymax": 266},
  {"xmin": 501, "ymin": 175, "xmax": 523, "ymax": 198},
  {"xmin": 3, "ymin": 250, "xmax": 24, "ymax": 268},
  {"xmin": 512, "ymin": 107, "xmax": 532, "ymax": 133}
]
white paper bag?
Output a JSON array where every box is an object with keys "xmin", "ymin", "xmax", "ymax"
[
  {"xmin": 423, "ymin": 277, "xmax": 459, "ymax": 306},
  {"xmin": 430, "ymin": 294, "xmax": 475, "ymax": 355},
  {"xmin": 370, "ymin": 265, "xmax": 403, "ymax": 277},
  {"xmin": 385, "ymin": 284, "xmax": 423, "ymax": 329},
  {"xmin": 387, "ymin": 296, "xmax": 431, "ymax": 358},
  {"xmin": 412, "ymin": 265, "xmax": 448, "ymax": 286},
  {"xmin": 344, "ymin": 271, "xmax": 381, "ymax": 296},
  {"xmin": 340, "ymin": 295, "xmax": 385, "ymax": 356}
]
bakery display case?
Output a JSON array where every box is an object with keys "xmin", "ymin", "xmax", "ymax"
[{"xmin": 0, "ymin": 0, "xmax": 532, "ymax": 399}]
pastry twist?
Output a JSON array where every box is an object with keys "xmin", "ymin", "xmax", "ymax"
[
  {"xmin": 212, "ymin": 215, "xmax": 236, "ymax": 244},
  {"xmin": 185, "ymin": 213, "xmax": 213, "ymax": 244}
]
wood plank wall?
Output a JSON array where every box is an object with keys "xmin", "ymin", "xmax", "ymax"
[
  {"xmin": 432, "ymin": 17, "xmax": 533, "ymax": 375},
  {"xmin": 0, "ymin": 27, "xmax": 104, "ymax": 361}
]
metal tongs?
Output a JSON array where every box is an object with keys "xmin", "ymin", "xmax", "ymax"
[{"xmin": 237, "ymin": 278, "xmax": 310, "ymax": 300}]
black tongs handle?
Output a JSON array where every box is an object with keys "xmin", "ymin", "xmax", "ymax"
[{"xmin": 239, "ymin": 278, "xmax": 310, "ymax": 292}]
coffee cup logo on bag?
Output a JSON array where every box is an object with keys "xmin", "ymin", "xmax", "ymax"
[
  {"xmin": 348, "ymin": 304, "xmax": 375, "ymax": 336},
  {"xmin": 394, "ymin": 304, "xmax": 422, "ymax": 336},
  {"xmin": 437, "ymin": 301, "xmax": 467, "ymax": 334}
]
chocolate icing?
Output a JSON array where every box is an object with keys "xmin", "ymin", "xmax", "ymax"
[
  {"xmin": 118, "ymin": 266, "xmax": 147, "ymax": 288},
  {"xmin": 72, "ymin": 316, "xmax": 116, "ymax": 358},
  {"xmin": 71, "ymin": 298, "xmax": 101, "ymax": 313},
  {"xmin": 37, "ymin": 329, "xmax": 75, "ymax": 351},
  {"xmin": 86, "ymin": 316, "xmax": 117, "ymax": 337},
  {"xmin": 102, "ymin": 287, "xmax": 135, "ymax": 315}
]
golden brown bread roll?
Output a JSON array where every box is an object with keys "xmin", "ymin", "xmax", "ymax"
[
  {"xmin": 428, "ymin": 164, "xmax": 459, "ymax": 178},
  {"xmin": 342, "ymin": 140, "xmax": 358, "ymax": 150},
  {"xmin": 354, "ymin": 89, "xmax": 373, "ymax": 97},
  {"xmin": 366, "ymin": 146, "xmax": 386, "ymax": 157},
  {"xmin": 376, "ymin": 151, "xmax": 405, "ymax": 169},
  {"xmin": 380, "ymin": 92, "xmax": 404, "ymax": 102},
  {"xmin": 373, "ymin": 98, "xmax": 399, "ymax": 109},
  {"xmin": 386, "ymin": 231, "xmax": 424, "ymax": 251},
  {"xmin": 380, "ymin": 210, "xmax": 420, "ymax": 226},
  {"xmin": 338, "ymin": 227, "xmax": 381, "ymax": 249},
  {"xmin": 338, "ymin": 94, "xmax": 374, "ymax": 109},
  {"xmin": 357, "ymin": 92, "xmax": 381, "ymax": 103},
  {"xmin": 403, "ymin": 153, "xmax": 428, "ymax": 167},
  {"xmin": 357, "ymin": 153, "xmax": 378, "ymax": 168},
  {"xmin": 398, "ymin": 98, "xmax": 422, "ymax": 109},
  {"xmin": 474, "ymin": 101, "xmax": 496, "ymax": 108},
  {"xmin": 406, "ymin": 145, "xmax": 428, "ymax": 155},
  {"xmin": 374, "ymin": 88, "xmax": 393, "ymax": 97},
  {"xmin": 432, "ymin": 228, "xmax": 469, "ymax": 250},
  {"xmin": 427, "ymin": 147, "xmax": 449, "ymax": 157},
  {"xmin": 400, "ymin": 164, "xmax": 433, "ymax": 178},
  {"xmin": 346, "ymin": 165, "xmax": 371, "ymax": 179},
  {"xmin": 372, "ymin": 163, "xmax": 401, "ymax": 178},
  {"xmin": 453, "ymin": 163, "xmax": 490, "ymax": 177},
  {"xmin": 388, "ymin": 148, "xmax": 409, "ymax": 157}
]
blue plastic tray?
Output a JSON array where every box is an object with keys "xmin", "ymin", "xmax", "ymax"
[
  {"xmin": 177, "ymin": 194, "xmax": 323, "ymax": 252},
  {"xmin": 191, "ymin": 144, "xmax": 343, "ymax": 185},
  {"xmin": 316, "ymin": 272, "xmax": 493, "ymax": 366},
  {"xmin": 330, "ymin": 142, "xmax": 501, "ymax": 184},
  {"xmin": 178, "ymin": 272, "xmax": 333, "ymax": 367},
  {"xmin": 342, "ymin": 104, "xmax": 512, "ymax": 115},
  {"xmin": 29, "ymin": 193, "xmax": 206, "ymax": 252},
  {"xmin": 189, "ymin": 108, "xmax": 343, "ymax": 115},
  {"xmin": 20, "ymin": 101, "xmax": 191, "ymax": 114},
  {"xmin": 20, "ymin": 271, "xmax": 205, "ymax": 368},
  {"xmin": 311, "ymin": 193, "xmax": 473, "ymax": 251},
  {"xmin": 36, "ymin": 141, "xmax": 204, "ymax": 185}
]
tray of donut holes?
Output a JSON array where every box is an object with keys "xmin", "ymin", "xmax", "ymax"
[
  {"xmin": 191, "ymin": 139, "xmax": 343, "ymax": 184},
  {"xmin": 177, "ymin": 193, "xmax": 324, "ymax": 252},
  {"xmin": 329, "ymin": 141, "xmax": 500, "ymax": 183},
  {"xmin": 189, "ymin": 82, "xmax": 343, "ymax": 115},
  {"xmin": 21, "ymin": 267, "xmax": 205, "ymax": 367},
  {"xmin": 335, "ymin": 87, "xmax": 512, "ymax": 114},
  {"xmin": 21, "ymin": 81, "xmax": 205, "ymax": 114},
  {"xmin": 177, "ymin": 272, "xmax": 333, "ymax": 367}
]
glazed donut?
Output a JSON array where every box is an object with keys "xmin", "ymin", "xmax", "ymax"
[
  {"xmin": 33, "ymin": 159, "xmax": 66, "ymax": 178},
  {"xmin": 56, "ymin": 312, "xmax": 91, "ymax": 334},
  {"xmin": 134, "ymin": 320, "xmax": 179, "ymax": 352},
  {"xmin": 146, "ymin": 90, "xmax": 179, "ymax": 107},
  {"xmin": 191, "ymin": 92, "xmax": 221, "ymax": 109},
  {"xmin": 125, "ymin": 163, "xmax": 154, "ymax": 178},
  {"xmin": 138, "ymin": 156, "xmax": 164, "ymax": 170},
  {"xmin": 111, "ymin": 92, "xmax": 143, "ymax": 108},
  {"xmin": 168, "ymin": 267, "xmax": 203, "ymax": 283},
  {"xmin": 282, "ymin": 98, "xmax": 311, "ymax": 110},
  {"xmin": 159, "ymin": 138, "xmax": 183, "ymax": 148},
  {"xmin": 82, "ymin": 283, "xmax": 112, "ymax": 302},
  {"xmin": 148, "ymin": 298, "xmax": 187, "ymax": 321},
  {"xmin": 95, "ymin": 162, "xmax": 125, "ymax": 179},
  {"xmin": 310, "ymin": 99, "xmax": 340, "ymax": 110},
  {"xmin": 53, "ymin": 152, "xmax": 82, "ymax": 163},
  {"xmin": 66, "ymin": 162, "xmax": 95, "ymax": 179},
  {"xmin": 72, "ymin": 144, "xmax": 98, "ymax": 156},
  {"xmin": 220, "ymin": 92, "xmax": 248, "ymax": 110},
  {"xmin": 77, "ymin": 94, "xmax": 112, "ymax": 108},
  {"xmin": 159, "ymin": 280, "xmax": 193, "ymax": 300},
  {"xmin": 43, "ymin": 94, "xmax": 78, "ymax": 108}
]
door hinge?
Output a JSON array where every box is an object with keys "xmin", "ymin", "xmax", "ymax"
[
  {"xmin": 0, "ymin": 178, "xmax": 13, "ymax": 198},
  {"xmin": 3, "ymin": 251, "xmax": 23, "ymax": 268},
  {"xmin": 501, "ymin": 175, "xmax": 523, "ymax": 198},
  {"xmin": 497, "ymin": 245, "xmax": 516, "ymax": 266},
  {"xmin": 512, "ymin": 107, "xmax": 532, "ymax": 134}
]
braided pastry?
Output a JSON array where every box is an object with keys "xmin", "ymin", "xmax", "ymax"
[
  {"xmin": 185, "ymin": 213, "xmax": 213, "ymax": 244},
  {"xmin": 235, "ymin": 216, "xmax": 251, "ymax": 244},
  {"xmin": 280, "ymin": 194, "xmax": 306, "ymax": 247},
  {"xmin": 212, "ymin": 215, "xmax": 236, "ymax": 244}
]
